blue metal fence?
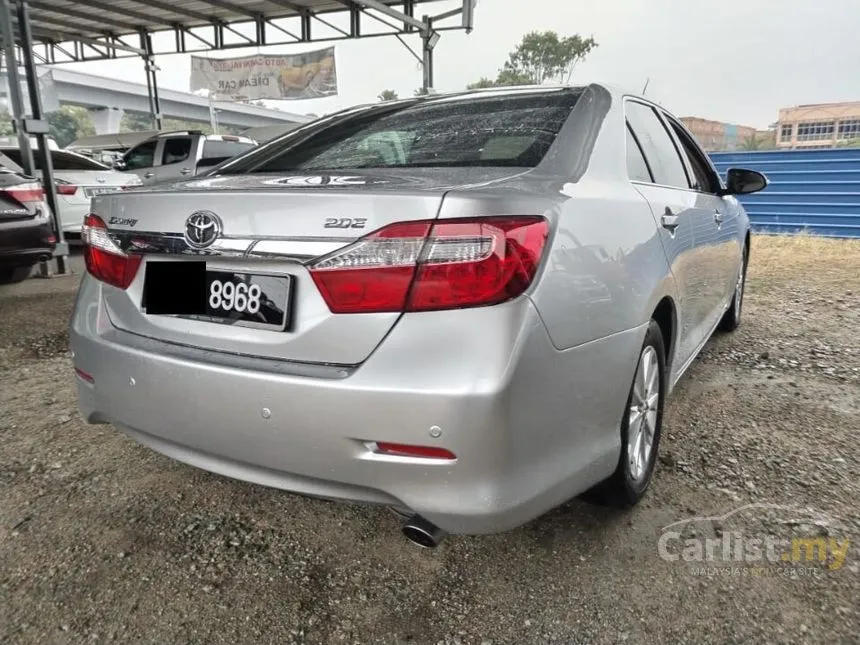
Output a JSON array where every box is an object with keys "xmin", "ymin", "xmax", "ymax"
[{"xmin": 709, "ymin": 148, "xmax": 860, "ymax": 238}]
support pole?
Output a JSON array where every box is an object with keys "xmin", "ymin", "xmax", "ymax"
[
  {"xmin": 140, "ymin": 31, "xmax": 162, "ymax": 130},
  {"xmin": 14, "ymin": 0, "xmax": 67, "ymax": 274},
  {"xmin": 0, "ymin": 0, "xmax": 34, "ymax": 176},
  {"xmin": 421, "ymin": 16, "xmax": 437, "ymax": 94}
]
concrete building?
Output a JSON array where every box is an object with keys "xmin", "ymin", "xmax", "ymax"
[
  {"xmin": 776, "ymin": 101, "xmax": 860, "ymax": 149},
  {"xmin": 679, "ymin": 116, "xmax": 758, "ymax": 152}
]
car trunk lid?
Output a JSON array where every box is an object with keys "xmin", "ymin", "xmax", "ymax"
[{"xmin": 95, "ymin": 169, "xmax": 523, "ymax": 365}]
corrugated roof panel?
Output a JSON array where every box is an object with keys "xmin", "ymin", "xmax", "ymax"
[{"xmin": 24, "ymin": 0, "xmax": 447, "ymax": 43}]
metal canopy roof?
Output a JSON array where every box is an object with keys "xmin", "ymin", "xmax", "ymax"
[{"xmin": 12, "ymin": 0, "xmax": 474, "ymax": 63}]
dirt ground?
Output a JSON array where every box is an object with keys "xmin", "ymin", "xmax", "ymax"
[{"xmin": 1, "ymin": 237, "xmax": 858, "ymax": 645}]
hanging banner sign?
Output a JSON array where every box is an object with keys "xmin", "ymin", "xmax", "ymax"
[{"xmin": 190, "ymin": 48, "xmax": 337, "ymax": 100}]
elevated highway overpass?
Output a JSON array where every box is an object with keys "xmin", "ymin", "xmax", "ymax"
[{"xmin": 0, "ymin": 67, "xmax": 312, "ymax": 133}]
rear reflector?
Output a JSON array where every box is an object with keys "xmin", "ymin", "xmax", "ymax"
[
  {"xmin": 375, "ymin": 442, "xmax": 456, "ymax": 460},
  {"xmin": 74, "ymin": 367, "xmax": 95, "ymax": 384},
  {"xmin": 309, "ymin": 217, "xmax": 548, "ymax": 314},
  {"xmin": 82, "ymin": 214, "xmax": 142, "ymax": 290}
]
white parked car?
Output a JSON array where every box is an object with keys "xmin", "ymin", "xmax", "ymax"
[{"xmin": 0, "ymin": 147, "xmax": 142, "ymax": 236}]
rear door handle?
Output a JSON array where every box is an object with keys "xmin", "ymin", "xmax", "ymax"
[
  {"xmin": 180, "ymin": 167, "xmax": 192, "ymax": 175},
  {"xmin": 714, "ymin": 210, "xmax": 723, "ymax": 225},
  {"xmin": 661, "ymin": 208, "xmax": 680, "ymax": 232},
  {"xmin": 143, "ymin": 172, "xmax": 154, "ymax": 179}
]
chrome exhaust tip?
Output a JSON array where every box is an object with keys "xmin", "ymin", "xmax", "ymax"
[{"xmin": 402, "ymin": 515, "xmax": 446, "ymax": 548}]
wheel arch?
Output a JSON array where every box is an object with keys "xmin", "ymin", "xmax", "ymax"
[{"xmin": 650, "ymin": 296, "xmax": 677, "ymax": 374}]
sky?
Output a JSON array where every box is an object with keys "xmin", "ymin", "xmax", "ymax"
[{"xmin": 61, "ymin": 0, "xmax": 860, "ymax": 129}]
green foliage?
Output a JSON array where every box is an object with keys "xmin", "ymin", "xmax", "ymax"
[
  {"xmin": 740, "ymin": 135, "xmax": 762, "ymax": 151},
  {"xmin": 466, "ymin": 78, "xmax": 496, "ymax": 90},
  {"xmin": 837, "ymin": 138, "xmax": 860, "ymax": 148},
  {"xmin": 377, "ymin": 89, "xmax": 399, "ymax": 101},
  {"xmin": 0, "ymin": 108, "xmax": 15, "ymax": 136},
  {"xmin": 46, "ymin": 106, "xmax": 95, "ymax": 147},
  {"xmin": 120, "ymin": 111, "xmax": 211, "ymax": 134},
  {"xmin": 494, "ymin": 68, "xmax": 536, "ymax": 87},
  {"xmin": 1, "ymin": 106, "xmax": 94, "ymax": 147},
  {"xmin": 468, "ymin": 30, "xmax": 598, "ymax": 89},
  {"xmin": 121, "ymin": 111, "xmax": 157, "ymax": 132}
]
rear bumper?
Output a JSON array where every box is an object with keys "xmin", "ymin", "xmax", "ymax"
[
  {"xmin": 0, "ymin": 217, "xmax": 55, "ymax": 268},
  {"xmin": 56, "ymin": 199, "xmax": 87, "ymax": 234},
  {"xmin": 71, "ymin": 276, "xmax": 641, "ymax": 534}
]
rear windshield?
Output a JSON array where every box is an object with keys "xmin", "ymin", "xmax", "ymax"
[
  {"xmin": 0, "ymin": 149, "xmax": 109, "ymax": 171},
  {"xmin": 220, "ymin": 90, "xmax": 582, "ymax": 173}
]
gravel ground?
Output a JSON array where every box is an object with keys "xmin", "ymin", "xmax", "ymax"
[{"xmin": 1, "ymin": 238, "xmax": 859, "ymax": 645}]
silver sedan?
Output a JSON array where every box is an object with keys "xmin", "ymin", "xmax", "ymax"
[{"xmin": 70, "ymin": 84, "xmax": 766, "ymax": 546}]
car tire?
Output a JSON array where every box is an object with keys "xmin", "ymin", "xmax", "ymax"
[
  {"xmin": 581, "ymin": 320, "xmax": 666, "ymax": 508},
  {"xmin": 718, "ymin": 244, "xmax": 749, "ymax": 332},
  {"xmin": 0, "ymin": 265, "xmax": 33, "ymax": 284}
]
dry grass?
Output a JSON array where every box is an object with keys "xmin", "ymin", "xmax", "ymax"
[{"xmin": 749, "ymin": 233, "xmax": 860, "ymax": 287}]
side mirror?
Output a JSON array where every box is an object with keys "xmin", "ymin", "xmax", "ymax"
[
  {"xmin": 721, "ymin": 168, "xmax": 768, "ymax": 195},
  {"xmin": 112, "ymin": 159, "xmax": 127, "ymax": 171}
]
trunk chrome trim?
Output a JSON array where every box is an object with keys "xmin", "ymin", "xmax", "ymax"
[{"xmin": 109, "ymin": 230, "xmax": 352, "ymax": 262}]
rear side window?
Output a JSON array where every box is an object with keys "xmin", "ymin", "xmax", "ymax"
[
  {"xmin": 162, "ymin": 137, "xmax": 192, "ymax": 165},
  {"xmin": 222, "ymin": 90, "xmax": 583, "ymax": 173},
  {"xmin": 625, "ymin": 102, "xmax": 690, "ymax": 189},
  {"xmin": 202, "ymin": 140, "xmax": 256, "ymax": 159},
  {"xmin": 0, "ymin": 149, "xmax": 108, "ymax": 171},
  {"xmin": 665, "ymin": 117, "xmax": 719, "ymax": 193},
  {"xmin": 625, "ymin": 125, "xmax": 653, "ymax": 183}
]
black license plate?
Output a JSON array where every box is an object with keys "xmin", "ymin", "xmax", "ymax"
[{"xmin": 143, "ymin": 262, "xmax": 292, "ymax": 330}]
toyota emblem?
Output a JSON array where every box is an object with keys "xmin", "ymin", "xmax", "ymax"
[{"xmin": 184, "ymin": 211, "xmax": 222, "ymax": 249}]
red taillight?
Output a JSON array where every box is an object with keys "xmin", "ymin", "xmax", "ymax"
[
  {"xmin": 308, "ymin": 217, "xmax": 548, "ymax": 314},
  {"xmin": 81, "ymin": 214, "xmax": 142, "ymax": 290},
  {"xmin": 55, "ymin": 182, "xmax": 78, "ymax": 196},
  {"xmin": 375, "ymin": 442, "xmax": 456, "ymax": 460},
  {"xmin": 3, "ymin": 182, "xmax": 44, "ymax": 206},
  {"xmin": 309, "ymin": 221, "xmax": 432, "ymax": 313}
]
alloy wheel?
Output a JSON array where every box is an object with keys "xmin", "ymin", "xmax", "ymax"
[{"xmin": 627, "ymin": 345, "xmax": 660, "ymax": 483}]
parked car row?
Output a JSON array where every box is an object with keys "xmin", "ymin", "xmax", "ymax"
[
  {"xmin": 0, "ymin": 130, "xmax": 258, "ymax": 282},
  {"xmin": 0, "ymin": 147, "xmax": 141, "ymax": 237}
]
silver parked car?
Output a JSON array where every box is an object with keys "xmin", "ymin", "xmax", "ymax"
[
  {"xmin": 70, "ymin": 85, "xmax": 767, "ymax": 546},
  {"xmin": 115, "ymin": 131, "xmax": 257, "ymax": 185}
]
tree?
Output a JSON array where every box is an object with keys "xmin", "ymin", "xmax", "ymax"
[
  {"xmin": 740, "ymin": 135, "xmax": 762, "ymax": 151},
  {"xmin": 0, "ymin": 108, "xmax": 15, "ymax": 136},
  {"xmin": 46, "ymin": 106, "xmax": 95, "ymax": 147},
  {"xmin": 377, "ymin": 89, "xmax": 399, "ymax": 101},
  {"xmin": 501, "ymin": 31, "xmax": 597, "ymax": 85},
  {"xmin": 466, "ymin": 77, "xmax": 496, "ymax": 90},
  {"xmin": 494, "ymin": 68, "xmax": 536, "ymax": 87},
  {"xmin": 121, "ymin": 111, "xmax": 157, "ymax": 132},
  {"xmin": 467, "ymin": 31, "xmax": 598, "ymax": 89},
  {"xmin": 0, "ymin": 105, "xmax": 94, "ymax": 146},
  {"xmin": 121, "ymin": 111, "xmax": 211, "ymax": 134}
]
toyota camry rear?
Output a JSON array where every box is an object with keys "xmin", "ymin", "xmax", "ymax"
[{"xmin": 71, "ymin": 85, "xmax": 693, "ymax": 538}]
